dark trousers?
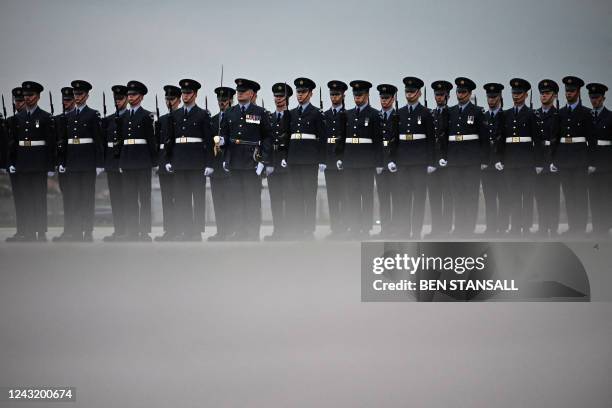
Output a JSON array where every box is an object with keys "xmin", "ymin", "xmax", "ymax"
[
  {"xmin": 63, "ymin": 171, "xmax": 96, "ymax": 234},
  {"xmin": 392, "ymin": 166, "xmax": 427, "ymax": 238},
  {"xmin": 535, "ymin": 170, "xmax": 560, "ymax": 234},
  {"xmin": 174, "ymin": 169, "xmax": 206, "ymax": 235},
  {"xmin": 158, "ymin": 173, "xmax": 176, "ymax": 234},
  {"xmin": 287, "ymin": 164, "xmax": 318, "ymax": 235},
  {"xmin": 449, "ymin": 165, "xmax": 480, "ymax": 235},
  {"xmin": 504, "ymin": 168, "xmax": 534, "ymax": 232},
  {"xmin": 230, "ymin": 169, "xmax": 262, "ymax": 238},
  {"xmin": 211, "ymin": 175, "xmax": 233, "ymax": 236},
  {"xmin": 324, "ymin": 169, "xmax": 348, "ymax": 233},
  {"xmin": 12, "ymin": 171, "xmax": 47, "ymax": 235},
  {"xmin": 344, "ymin": 168, "xmax": 374, "ymax": 233},
  {"xmin": 107, "ymin": 171, "xmax": 125, "ymax": 235},
  {"xmin": 122, "ymin": 169, "xmax": 152, "ymax": 235},
  {"xmin": 589, "ymin": 171, "xmax": 612, "ymax": 235},
  {"xmin": 427, "ymin": 166, "xmax": 453, "ymax": 234},
  {"xmin": 560, "ymin": 167, "xmax": 588, "ymax": 233},
  {"xmin": 481, "ymin": 168, "xmax": 509, "ymax": 233},
  {"xmin": 375, "ymin": 170, "xmax": 392, "ymax": 234},
  {"xmin": 9, "ymin": 173, "xmax": 24, "ymax": 234},
  {"xmin": 267, "ymin": 170, "xmax": 290, "ymax": 236}
]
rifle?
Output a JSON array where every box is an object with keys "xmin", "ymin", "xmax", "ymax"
[
  {"xmin": 49, "ymin": 91, "xmax": 54, "ymax": 115},
  {"xmin": 155, "ymin": 94, "xmax": 160, "ymax": 121},
  {"xmin": 205, "ymin": 95, "xmax": 208, "ymax": 111},
  {"xmin": 113, "ymin": 91, "xmax": 123, "ymax": 158},
  {"xmin": 319, "ymin": 87, "xmax": 323, "ymax": 110},
  {"xmin": 103, "ymin": 92, "xmax": 107, "ymax": 118},
  {"xmin": 261, "ymin": 98, "xmax": 264, "ymax": 110},
  {"xmin": 424, "ymin": 86, "xmax": 428, "ymax": 108},
  {"xmin": 556, "ymin": 96, "xmax": 559, "ymax": 110},
  {"xmin": 1, "ymin": 94, "xmax": 6, "ymax": 119},
  {"xmin": 474, "ymin": 94, "xmax": 478, "ymax": 106},
  {"xmin": 529, "ymin": 90, "xmax": 533, "ymax": 109},
  {"xmin": 213, "ymin": 65, "xmax": 224, "ymax": 156}
]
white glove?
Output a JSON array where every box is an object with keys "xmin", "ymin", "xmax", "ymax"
[
  {"xmin": 119, "ymin": 167, "xmax": 123, "ymax": 173},
  {"xmin": 588, "ymin": 166, "xmax": 596, "ymax": 174},
  {"xmin": 427, "ymin": 166, "xmax": 437, "ymax": 174},
  {"xmin": 218, "ymin": 136, "xmax": 225, "ymax": 146},
  {"xmin": 165, "ymin": 163, "xmax": 173, "ymax": 173},
  {"xmin": 376, "ymin": 167, "xmax": 383, "ymax": 175},
  {"xmin": 222, "ymin": 161, "xmax": 230, "ymax": 172},
  {"xmin": 480, "ymin": 164, "xmax": 488, "ymax": 170},
  {"xmin": 96, "ymin": 167, "xmax": 104, "ymax": 176},
  {"xmin": 9, "ymin": 165, "xmax": 16, "ymax": 174},
  {"xmin": 58, "ymin": 165, "xmax": 66, "ymax": 173},
  {"xmin": 535, "ymin": 166, "xmax": 543, "ymax": 174},
  {"xmin": 438, "ymin": 158, "xmax": 448, "ymax": 167},
  {"xmin": 281, "ymin": 159, "xmax": 288, "ymax": 168},
  {"xmin": 388, "ymin": 161, "xmax": 397, "ymax": 172},
  {"xmin": 319, "ymin": 163, "xmax": 326, "ymax": 172},
  {"xmin": 255, "ymin": 162, "xmax": 265, "ymax": 176},
  {"xmin": 549, "ymin": 163, "xmax": 558, "ymax": 173},
  {"xmin": 266, "ymin": 166, "xmax": 275, "ymax": 176},
  {"xmin": 494, "ymin": 161, "xmax": 504, "ymax": 171},
  {"xmin": 336, "ymin": 160, "xmax": 343, "ymax": 170},
  {"xmin": 204, "ymin": 167, "xmax": 214, "ymax": 176},
  {"xmin": 47, "ymin": 171, "xmax": 55, "ymax": 177}
]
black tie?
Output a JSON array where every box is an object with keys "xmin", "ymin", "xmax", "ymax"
[
  {"xmin": 333, "ymin": 109, "xmax": 337, "ymax": 116},
  {"xmin": 129, "ymin": 109, "xmax": 133, "ymax": 118},
  {"xmin": 298, "ymin": 106, "xmax": 303, "ymax": 115},
  {"xmin": 26, "ymin": 111, "xmax": 31, "ymax": 119},
  {"xmin": 514, "ymin": 107, "xmax": 518, "ymax": 115},
  {"xmin": 384, "ymin": 112, "xmax": 388, "ymax": 121},
  {"xmin": 355, "ymin": 107, "xmax": 360, "ymax": 118},
  {"xmin": 241, "ymin": 106, "xmax": 246, "ymax": 115},
  {"xmin": 593, "ymin": 110, "xmax": 598, "ymax": 119},
  {"xmin": 277, "ymin": 112, "xmax": 281, "ymax": 121},
  {"xmin": 409, "ymin": 106, "xmax": 413, "ymax": 114}
]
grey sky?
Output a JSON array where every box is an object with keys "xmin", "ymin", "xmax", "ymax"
[{"xmin": 1, "ymin": 0, "xmax": 611, "ymax": 113}]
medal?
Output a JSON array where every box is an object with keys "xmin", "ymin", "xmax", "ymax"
[
  {"xmin": 417, "ymin": 116, "xmax": 422, "ymax": 125},
  {"xmin": 467, "ymin": 115, "xmax": 474, "ymax": 125},
  {"xmin": 35, "ymin": 120, "xmax": 40, "ymax": 128}
]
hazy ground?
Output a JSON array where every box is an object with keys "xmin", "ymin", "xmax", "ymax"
[{"xmin": 0, "ymin": 227, "xmax": 610, "ymax": 408}]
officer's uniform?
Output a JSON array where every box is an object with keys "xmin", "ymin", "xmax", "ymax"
[
  {"xmin": 555, "ymin": 76, "xmax": 594, "ymax": 236},
  {"xmin": 52, "ymin": 87, "xmax": 74, "ymax": 239},
  {"xmin": 56, "ymin": 80, "xmax": 103, "ymax": 241},
  {"xmin": 335, "ymin": 80, "xmax": 382, "ymax": 237},
  {"xmin": 5, "ymin": 87, "xmax": 27, "ymax": 240},
  {"xmin": 287, "ymin": 78, "xmax": 325, "ymax": 238},
  {"xmin": 209, "ymin": 86, "xmax": 236, "ymax": 241},
  {"xmin": 6, "ymin": 81, "xmax": 54, "ymax": 241},
  {"xmin": 155, "ymin": 85, "xmax": 180, "ymax": 241},
  {"xmin": 374, "ymin": 84, "xmax": 396, "ymax": 237},
  {"xmin": 119, "ymin": 80, "xmax": 157, "ymax": 240},
  {"xmin": 499, "ymin": 79, "xmax": 541, "ymax": 235},
  {"xmin": 428, "ymin": 80, "xmax": 454, "ymax": 237},
  {"xmin": 323, "ymin": 80, "xmax": 349, "ymax": 238},
  {"xmin": 164, "ymin": 79, "xmax": 212, "ymax": 240},
  {"xmin": 587, "ymin": 83, "xmax": 612, "ymax": 236},
  {"xmin": 388, "ymin": 78, "xmax": 435, "ymax": 239},
  {"xmin": 102, "ymin": 85, "xmax": 128, "ymax": 241},
  {"xmin": 534, "ymin": 79, "xmax": 561, "ymax": 236},
  {"xmin": 480, "ymin": 83, "xmax": 508, "ymax": 236},
  {"xmin": 266, "ymin": 83, "xmax": 292, "ymax": 240},
  {"xmin": 441, "ymin": 77, "xmax": 485, "ymax": 236},
  {"xmin": 220, "ymin": 78, "xmax": 272, "ymax": 240}
]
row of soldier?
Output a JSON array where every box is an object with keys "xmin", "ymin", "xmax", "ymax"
[{"xmin": 0, "ymin": 75, "xmax": 610, "ymax": 242}]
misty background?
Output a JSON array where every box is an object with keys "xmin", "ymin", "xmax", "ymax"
[{"xmin": 1, "ymin": 0, "xmax": 611, "ymax": 114}]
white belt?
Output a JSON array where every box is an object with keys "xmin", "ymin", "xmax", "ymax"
[
  {"xmin": 345, "ymin": 137, "xmax": 372, "ymax": 144},
  {"xmin": 560, "ymin": 137, "xmax": 586, "ymax": 144},
  {"xmin": 505, "ymin": 137, "xmax": 532, "ymax": 143},
  {"xmin": 68, "ymin": 138, "xmax": 93, "ymax": 144},
  {"xmin": 597, "ymin": 140, "xmax": 612, "ymax": 146},
  {"xmin": 175, "ymin": 137, "xmax": 203, "ymax": 143},
  {"xmin": 449, "ymin": 134, "xmax": 478, "ymax": 142},
  {"xmin": 123, "ymin": 138, "xmax": 147, "ymax": 145},
  {"xmin": 544, "ymin": 140, "xmax": 552, "ymax": 146},
  {"xmin": 159, "ymin": 144, "xmax": 165, "ymax": 149},
  {"xmin": 18, "ymin": 140, "xmax": 46, "ymax": 146},
  {"xmin": 290, "ymin": 133, "xmax": 316, "ymax": 140},
  {"xmin": 399, "ymin": 133, "xmax": 426, "ymax": 141}
]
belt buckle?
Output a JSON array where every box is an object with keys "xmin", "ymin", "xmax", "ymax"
[
  {"xmin": 406, "ymin": 134, "xmax": 413, "ymax": 141},
  {"xmin": 329, "ymin": 137, "xmax": 336, "ymax": 144},
  {"xmin": 180, "ymin": 136, "xmax": 187, "ymax": 143},
  {"xmin": 456, "ymin": 135, "xmax": 463, "ymax": 141},
  {"xmin": 73, "ymin": 138, "xmax": 80, "ymax": 145},
  {"xmin": 565, "ymin": 137, "xmax": 571, "ymax": 143},
  {"xmin": 352, "ymin": 137, "xmax": 359, "ymax": 144},
  {"xmin": 24, "ymin": 140, "xmax": 31, "ymax": 147},
  {"xmin": 512, "ymin": 137, "xmax": 519, "ymax": 143},
  {"xmin": 235, "ymin": 139, "xmax": 241, "ymax": 144},
  {"xmin": 127, "ymin": 139, "xmax": 134, "ymax": 145},
  {"xmin": 383, "ymin": 140, "xmax": 388, "ymax": 147},
  {"xmin": 295, "ymin": 133, "xmax": 302, "ymax": 140}
]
